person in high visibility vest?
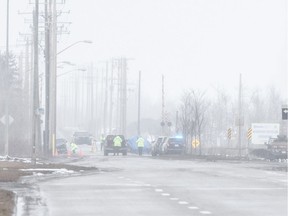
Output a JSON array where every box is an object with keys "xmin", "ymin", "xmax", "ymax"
[
  {"xmin": 100, "ymin": 134, "xmax": 105, "ymax": 151},
  {"xmin": 113, "ymin": 135, "xmax": 122, "ymax": 156},
  {"xmin": 136, "ymin": 136, "xmax": 145, "ymax": 156},
  {"xmin": 70, "ymin": 142, "xmax": 78, "ymax": 154}
]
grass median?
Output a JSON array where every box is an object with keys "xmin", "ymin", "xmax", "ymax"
[{"xmin": 0, "ymin": 158, "xmax": 97, "ymax": 216}]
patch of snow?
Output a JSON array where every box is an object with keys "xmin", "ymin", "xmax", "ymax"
[{"xmin": 20, "ymin": 168, "xmax": 75, "ymax": 175}]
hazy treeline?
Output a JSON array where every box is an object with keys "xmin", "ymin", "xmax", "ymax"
[
  {"xmin": 0, "ymin": 52, "xmax": 31, "ymax": 156},
  {"xmin": 177, "ymin": 87, "xmax": 285, "ymax": 156}
]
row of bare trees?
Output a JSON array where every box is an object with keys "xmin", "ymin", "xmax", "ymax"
[{"xmin": 178, "ymin": 87, "xmax": 285, "ymax": 156}]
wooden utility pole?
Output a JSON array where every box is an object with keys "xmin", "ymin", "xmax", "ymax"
[
  {"xmin": 238, "ymin": 74, "xmax": 242, "ymax": 157},
  {"xmin": 50, "ymin": 0, "xmax": 57, "ymax": 156},
  {"xmin": 44, "ymin": 0, "xmax": 51, "ymax": 156},
  {"xmin": 32, "ymin": 0, "xmax": 40, "ymax": 164},
  {"xmin": 161, "ymin": 75, "xmax": 165, "ymax": 135},
  {"xmin": 137, "ymin": 71, "xmax": 141, "ymax": 136},
  {"xmin": 108, "ymin": 60, "xmax": 114, "ymax": 134},
  {"xmin": 103, "ymin": 62, "xmax": 109, "ymax": 134}
]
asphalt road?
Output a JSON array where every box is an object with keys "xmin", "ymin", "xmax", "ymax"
[{"xmin": 17, "ymin": 149, "xmax": 288, "ymax": 216}]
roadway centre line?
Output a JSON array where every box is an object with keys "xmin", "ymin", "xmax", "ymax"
[
  {"xmin": 170, "ymin": 197, "xmax": 179, "ymax": 201},
  {"xmin": 161, "ymin": 193, "xmax": 170, "ymax": 196},
  {"xmin": 178, "ymin": 201, "xmax": 189, "ymax": 205},
  {"xmin": 200, "ymin": 211, "xmax": 212, "ymax": 214},
  {"xmin": 188, "ymin": 206, "xmax": 199, "ymax": 210},
  {"xmin": 186, "ymin": 187, "xmax": 286, "ymax": 190},
  {"xmin": 121, "ymin": 178, "xmax": 214, "ymax": 215}
]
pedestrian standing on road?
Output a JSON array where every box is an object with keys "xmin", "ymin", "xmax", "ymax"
[
  {"xmin": 91, "ymin": 138, "xmax": 97, "ymax": 152},
  {"xmin": 113, "ymin": 135, "xmax": 122, "ymax": 156},
  {"xmin": 70, "ymin": 142, "xmax": 78, "ymax": 154},
  {"xmin": 100, "ymin": 134, "xmax": 105, "ymax": 151},
  {"xmin": 136, "ymin": 136, "xmax": 145, "ymax": 156}
]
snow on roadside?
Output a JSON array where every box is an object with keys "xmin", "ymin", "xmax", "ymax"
[
  {"xmin": 20, "ymin": 168, "xmax": 75, "ymax": 175},
  {"xmin": 0, "ymin": 155, "xmax": 43, "ymax": 164}
]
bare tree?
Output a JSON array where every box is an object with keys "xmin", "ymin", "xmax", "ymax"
[
  {"xmin": 179, "ymin": 90, "xmax": 192, "ymax": 152},
  {"xmin": 179, "ymin": 89, "xmax": 209, "ymax": 155},
  {"xmin": 191, "ymin": 90, "xmax": 209, "ymax": 155}
]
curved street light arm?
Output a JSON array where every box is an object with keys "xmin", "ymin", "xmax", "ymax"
[
  {"xmin": 57, "ymin": 40, "xmax": 92, "ymax": 55},
  {"xmin": 57, "ymin": 68, "xmax": 86, "ymax": 77}
]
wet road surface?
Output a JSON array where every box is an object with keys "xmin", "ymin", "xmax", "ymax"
[{"xmin": 15, "ymin": 151, "xmax": 288, "ymax": 216}]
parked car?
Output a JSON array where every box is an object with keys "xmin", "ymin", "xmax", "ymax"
[
  {"xmin": 55, "ymin": 138, "xmax": 68, "ymax": 154},
  {"xmin": 151, "ymin": 136, "xmax": 167, "ymax": 156},
  {"xmin": 72, "ymin": 131, "xmax": 92, "ymax": 145},
  {"xmin": 104, "ymin": 135, "xmax": 128, "ymax": 156},
  {"xmin": 161, "ymin": 136, "xmax": 185, "ymax": 155}
]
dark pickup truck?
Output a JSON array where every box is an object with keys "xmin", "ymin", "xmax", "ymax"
[
  {"xmin": 104, "ymin": 135, "xmax": 128, "ymax": 156},
  {"xmin": 72, "ymin": 131, "xmax": 92, "ymax": 145}
]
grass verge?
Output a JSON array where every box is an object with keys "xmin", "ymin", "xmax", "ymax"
[{"xmin": 0, "ymin": 159, "xmax": 96, "ymax": 216}]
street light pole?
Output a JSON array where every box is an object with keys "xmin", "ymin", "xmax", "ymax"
[
  {"xmin": 46, "ymin": 38, "xmax": 92, "ymax": 156},
  {"xmin": 4, "ymin": 0, "xmax": 10, "ymax": 156}
]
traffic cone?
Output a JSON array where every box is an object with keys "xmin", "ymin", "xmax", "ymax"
[
  {"xmin": 91, "ymin": 145, "xmax": 94, "ymax": 153},
  {"xmin": 79, "ymin": 149, "xmax": 83, "ymax": 157}
]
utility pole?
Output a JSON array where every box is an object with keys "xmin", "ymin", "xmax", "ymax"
[
  {"xmin": 238, "ymin": 74, "xmax": 242, "ymax": 157},
  {"xmin": 161, "ymin": 75, "xmax": 165, "ymax": 135},
  {"xmin": 4, "ymin": 0, "xmax": 10, "ymax": 156},
  {"xmin": 44, "ymin": 0, "xmax": 51, "ymax": 156},
  {"xmin": 120, "ymin": 58, "xmax": 127, "ymax": 136},
  {"xmin": 32, "ymin": 0, "xmax": 40, "ymax": 164},
  {"xmin": 94, "ymin": 67, "xmax": 99, "ymax": 136},
  {"xmin": 108, "ymin": 60, "xmax": 114, "ymax": 134},
  {"xmin": 89, "ymin": 64, "xmax": 94, "ymax": 134},
  {"xmin": 137, "ymin": 71, "xmax": 141, "ymax": 136},
  {"xmin": 103, "ymin": 62, "xmax": 109, "ymax": 134},
  {"xmin": 51, "ymin": 0, "xmax": 57, "ymax": 156}
]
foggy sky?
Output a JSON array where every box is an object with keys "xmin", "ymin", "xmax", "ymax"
[{"xmin": 0, "ymin": 0, "xmax": 287, "ymax": 104}]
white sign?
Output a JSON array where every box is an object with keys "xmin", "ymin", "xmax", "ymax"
[
  {"xmin": 0, "ymin": 115, "xmax": 14, "ymax": 125},
  {"xmin": 251, "ymin": 123, "xmax": 279, "ymax": 145}
]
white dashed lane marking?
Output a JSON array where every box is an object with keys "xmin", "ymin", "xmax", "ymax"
[
  {"xmin": 118, "ymin": 178, "xmax": 213, "ymax": 215},
  {"xmin": 161, "ymin": 193, "xmax": 170, "ymax": 196},
  {"xmin": 188, "ymin": 206, "xmax": 199, "ymax": 210},
  {"xmin": 200, "ymin": 211, "xmax": 212, "ymax": 214},
  {"xmin": 178, "ymin": 201, "xmax": 189, "ymax": 205},
  {"xmin": 170, "ymin": 197, "xmax": 179, "ymax": 201}
]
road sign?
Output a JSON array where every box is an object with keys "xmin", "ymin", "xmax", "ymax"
[
  {"xmin": 282, "ymin": 107, "xmax": 288, "ymax": 120},
  {"xmin": 251, "ymin": 123, "xmax": 279, "ymax": 145},
  {"xmin": 0, "ymin": 115, "xmax": 14, "ymax": 125},
  {"xmin": 192, "ymin": 139, "xmax": 200, "ymax": 148},
  {"xmin": 247, "ymin": 128, "xmax": 252, "ymax": 140},
  {"xmin": 227, "ymin": 128, "xmax": 232, "ymax": 140}
]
